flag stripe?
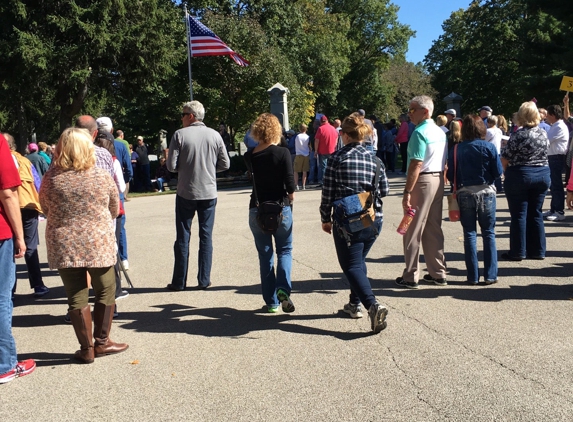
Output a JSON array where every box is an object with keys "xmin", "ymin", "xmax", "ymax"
[{"xmin": 188, "ymin": 16, "xmax": 249, "ymax": 66}]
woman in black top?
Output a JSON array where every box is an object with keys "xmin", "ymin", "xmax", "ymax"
[
  {"xmin": 320, "ymin": 113, "xmax": 389, "ymax": 333},
  {"xmin": 245, "ymin": 113, "xmax": 296, "ymax": 313}
]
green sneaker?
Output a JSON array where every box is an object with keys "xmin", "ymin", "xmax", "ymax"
[
  {"xmin": 267, "ymin": 305, "xmax": 279, "ymax": 313},
  {"xmin": 276, "ymin": 289, "xmax": 295, "ymax": 313}
]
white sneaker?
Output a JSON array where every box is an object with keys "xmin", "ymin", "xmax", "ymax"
[
  {"xmin": 542, "ymin": 210, "xmax": 554, "ymax": 217},
  {"xmin": 546, "ymin": 212, "xmax": 565, "ymax": 221},
  {"xmin": 121, "ymin": 260, "xmax": 129, "ymax": 271}
]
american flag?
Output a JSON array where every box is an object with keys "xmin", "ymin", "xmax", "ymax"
[{"xmin": 188, "ymin": 16, "xmax": 250, "ymax": 67}]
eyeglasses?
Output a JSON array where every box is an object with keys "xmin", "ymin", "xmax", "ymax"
[{"xmin": 181, "ymin": 112, "xmax": 191, "ymax": 118}]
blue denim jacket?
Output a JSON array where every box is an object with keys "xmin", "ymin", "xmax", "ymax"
[{"xmin": 447, "ymin": 140, "xmax": 502, "ymax": 189}]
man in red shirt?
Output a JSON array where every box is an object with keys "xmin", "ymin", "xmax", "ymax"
[
  {"xmin": 0, "ymin": 134, "xmax": 36, "ymax": 383},
  {"xmin": 315, "ymin": 115, "xmax": 338, "ymax": 185}
]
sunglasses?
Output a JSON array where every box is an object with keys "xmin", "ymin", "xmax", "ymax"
[
  {"xmin": 181, "ymin": 112, "xmax": 191, "ymax": 117},
  {"xmin": 409, "ymin": 108, "xmax": 423, "ymax": 114}
]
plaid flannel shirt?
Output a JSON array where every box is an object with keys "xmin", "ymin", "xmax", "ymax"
[{"xmin": 320, "ymin": 142, "xmax": 389, "ymax": 223}]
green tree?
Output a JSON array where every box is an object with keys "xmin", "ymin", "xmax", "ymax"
[{"xmin": 0, "ymin": 0, "xmax": 184, "ymax": 148}]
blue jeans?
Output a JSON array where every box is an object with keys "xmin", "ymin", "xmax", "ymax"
[
  {"xmin": 457, "ymin": 190, "xmax": 497, "ymax": 282},
  {"xmin": 332, "ymin": 219, "xmax": 382, "ymax": 310},
  {"xmin": 318, "ymin": 154, "xmax": 331, "ymax": 183},
  {"xmin": 20, "ymin": 209, "xmax": 43, "ymax": 289},
  {"xmin": 156, "ymin": 177, "xmax": 168, "ymax": 192},
  {"xmin": 118, "ymin": 195, "xmax": 127, "ymax": 261},
  {"xmin": 172, "ymin": 196, "xmax": 217, "ymax": 288},
  {"xmin": 548, "ymin": 155, "xmax": 566, "ymax": 214},
  {"xmin": 0, "ymin": 238, "xmax": 17, "ymax": 375},
  {"xmin": 249, "ymin": 206, "xmax": 293, "ymax": 307},
  {"xmin": 504, "ymin": 166, "xmax": 550, "ymax": 258}
]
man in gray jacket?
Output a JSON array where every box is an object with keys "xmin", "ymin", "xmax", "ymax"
[{"xmin": 166, "ymin": 101, "xmax": 230, "ymax": 291}]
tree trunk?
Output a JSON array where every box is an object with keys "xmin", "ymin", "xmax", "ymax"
[
  {"xmin": 58, "ymin": 81, "xmax": 89, "ymax": 133},
  {"xmin": 16, "ymin": 101, "xmax": 28, "ymax": 154}
]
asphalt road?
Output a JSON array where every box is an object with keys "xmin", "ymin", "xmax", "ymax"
[{"xmin": 2, "ymin": 174, "xmax": 573, "ymax": 421}]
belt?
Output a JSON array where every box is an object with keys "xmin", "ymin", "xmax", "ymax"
[{"xmin": 420, "ymin": 171, "xmax": 443, "ymax": 175}]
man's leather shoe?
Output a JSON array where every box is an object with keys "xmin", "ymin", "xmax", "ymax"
[{"xmin": 166, "ymin": 284, "xmax": 185, "ymax": 291}]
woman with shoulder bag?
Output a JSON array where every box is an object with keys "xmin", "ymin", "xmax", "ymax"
[
  {"xmin": 244, "ymin": 113, "xmax": 296, "ymax": 313},
  {"xmin": 319, "ymin": 113, "xmax": 390, "ymax": 334},
  {"xmin": 447, "ymin": 115, "xmax": 502, "ymax": 285}
]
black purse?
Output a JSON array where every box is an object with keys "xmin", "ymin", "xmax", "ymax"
[{"xmin": 245, "ymin": 155, "xmax": 284, "ymax": 235}]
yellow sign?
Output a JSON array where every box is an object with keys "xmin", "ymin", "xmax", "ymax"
[{"xmin": 560, "ymin": 76, "xmax": 573, "ymax": 91}]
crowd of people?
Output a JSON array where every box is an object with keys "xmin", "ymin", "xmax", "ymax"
[{"xmin": 1, "ymin": 93, "xmax": 572, "ymax": 382}]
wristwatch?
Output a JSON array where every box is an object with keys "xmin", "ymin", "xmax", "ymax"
[{"xmin": 403, "ymin": 189, "xmax": 411, "ymax": 195}]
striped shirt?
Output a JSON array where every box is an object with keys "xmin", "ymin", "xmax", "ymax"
[{"xmin": 320, "ymin": 142, "xmax": 389, "ymax": 223}]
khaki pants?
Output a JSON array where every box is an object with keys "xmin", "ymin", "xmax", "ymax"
[
  {"xmin": 402, "ymin": 173, "xmax": 447, "ymax": 283},
  {"xmin": 58, "ymin": 267, "xmax": 116, "ymax": 311}
]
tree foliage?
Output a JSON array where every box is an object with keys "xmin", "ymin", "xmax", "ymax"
[{"xmin": 424, "ymin": 0, "xmax": 570, "ymax": 118}]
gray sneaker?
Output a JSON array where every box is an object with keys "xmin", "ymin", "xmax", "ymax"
[
  {"xmin": 395, "ymin": 277, "xmax": 419, "ymax": 289},
  {"xmin": 276, "ymin": 289, "xmax": 295, "ymax": 313},
  {"xmin": 343, "ymin": 303, "xmax": 363, "ymax": 319},
  {"xmin": 368, "ymin": 302, "xmax": 388, "ymax": 333}
]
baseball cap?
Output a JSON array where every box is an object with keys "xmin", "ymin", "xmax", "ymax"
[
  {"xmin": 286, "ymin": 129, "xmax": 295, "ymax": 135},
  {"xmin": 444, "ymin": 109, "xmax": 456, "ymax": 116},
  {"xmin": 136, "ymin": 136, "xmax": 143, "ymax": 141},
  {"xmin": 96, "ymin": 129, "xmax": 114, "ymax": 142},
  {"xmin": 320, "ymin": 115, "xmax": 328, "ymax": 123},
  {"xmin": 478, "ymin": 106, "xmax": 492, "ymax": 112},
  {"xmin": 28, "ymin": 143, "xmax": 38, "ymax": 152},
  {"xmin": 357, "ymin": 109, "xmax": 366, "ymax": 116},
  {"xmin": 96, "ymin": 117, "xmax": 113, "ymax": 133}
]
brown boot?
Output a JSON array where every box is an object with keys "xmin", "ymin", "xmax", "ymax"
[
  {"xmin": 93, "ymin": 303, "xmax": 129, "ymax": 357},
  {"xmin": 68, "ymin": 306, "xmax": 95, "ymax": 364}
]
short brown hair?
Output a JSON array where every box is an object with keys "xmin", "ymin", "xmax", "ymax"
[
  {"xmin": 54, "ymin": 128, "xmax": 96, "ymax": 171},
  {"xmin": 251, "ymin": 113, "xmax": 282, "ymax": 145},
  {"xmin": 462, "ymin": 115, "xmax": 486, "ymax": 141},
  {"xmin": 436, "ymin": 115, "xmax": 447, "ymax": 126}
]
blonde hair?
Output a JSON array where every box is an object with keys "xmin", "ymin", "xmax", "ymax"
[
  {"xmin": 38, "ymin": 141, "xmax": 48, "ymax": 151},
  {"xmin": 340, "ymin": 113, "xmax": 371, "ymax": 142},
  {"xmin": 251, "ymin": 113, "xmax": 282, "ymax": 145},
  {"xmin": 54, "ymin": 128, "xmax": 96, "ymax": 171},
  {"xmin": 436, "ymin": 115, "xmax": 448, "ymax": 126},
  {"xmin": 450, "ymin": 120, "xmax": 462, "ymax": 144},
  {"xmin": 517, "ymin": 102, "xmax": 541, "ymax": 127}
]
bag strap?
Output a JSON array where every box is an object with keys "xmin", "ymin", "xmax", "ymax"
[
  {"xmin": 453, "ymin": 144, "xmax": 458, "ymax": 194},
  {"xmin": 371, "ymin": 158, "xmax": 382, "ymax": 202},
  {"xmin": 244, "ymin": 154, "xmax": 261, "ymax": 206}
]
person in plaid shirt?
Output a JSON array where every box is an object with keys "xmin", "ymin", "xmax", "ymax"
[{"xmin": 320, "ymin": 113, "xmax": 389, "ymax": 334}]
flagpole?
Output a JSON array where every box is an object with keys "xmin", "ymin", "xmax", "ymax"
[{"xmin": 185, "ymin": 5, "xmax": 193, "ymax": 101}]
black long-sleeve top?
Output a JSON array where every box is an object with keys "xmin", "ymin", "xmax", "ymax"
[{"xmin": 245, "ymin": 145, "xmax": 295, "ymax": 209}]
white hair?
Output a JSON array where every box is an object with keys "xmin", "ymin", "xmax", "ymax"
[
  {"xmin": 182, "ymin": 101, "xmax": 205, "ymax": 121},
  {"xmin": 411, "ymin": 95, "xmax": 434, "ymax": 116}
]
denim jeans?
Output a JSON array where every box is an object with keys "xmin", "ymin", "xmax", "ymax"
[
  {"xmin": 504, "ymin": 166, "xmax": 550, "ymax": 258},
  {"xmin": 332, "ymin": 219, "xmax": 382, "ymax": 310},
  {"xmin": 0, "ymin": 238, "xmax": 17, "ymax": 375},
  {"xmin": 249, "ymin": 206, "xmax": 293, "ymax": 307},
  {"xmin": 118, "ymin": 195, "xmax": 128, "ymax": 261},
  {"xmin": 318, "ymin": 154, "xmax": 331, "ymax": 183},
  {"xmin": 548, "ymin": 155, "xmax": 566, "ymax": 214},
  {"xmin": 308, "ymin": 151, "xmax": 317, "ymax": 184},
  {"xmin": 457, "ymin": 189, "xmax": 497, "ymax": 282},
  {"xmin": 156, "ymin": 177, "xmax": 167, "ymax": 192},
  {"xmin": 172, "ymin": 196, "xmax": 217, "ymax": 289}
]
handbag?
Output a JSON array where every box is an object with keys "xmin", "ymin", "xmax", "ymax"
[
  {"xmin": 245, "ymin": 154, "xmax": 284, "ymax": 235},
  {"xmin": 332, "ymin": 159, "xmax": 381, "ymax": 235},
  {"xmin": 448, "ymin": 144, "xmax": 461, "ymax": 222}
]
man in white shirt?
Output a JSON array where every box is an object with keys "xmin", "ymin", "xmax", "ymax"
[
  {"xmin": 293, "ymin": 124, "xmax": 310, "ymax": 190},
  {"xmin": 544, "ymin": 104, "xmax": 570, "ymax": 221},
  {"xmin": 485, "ymin": 115, "xmax": 503, "ymax": 192}
]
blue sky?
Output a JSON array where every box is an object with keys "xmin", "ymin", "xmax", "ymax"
[{"xmin": 396, "ymin": 0, "xmax": 471, "ymax": 64}]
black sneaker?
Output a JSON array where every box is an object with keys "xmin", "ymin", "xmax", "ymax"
[
  {"xmin": 33, "ymin": 286, "xmax": 50, "ymax": 298},
  {"xmin": 395, "ymin": 277, "xmax": 419, "ymax": 289},
  {"xmin": 423, "ymin": 274, "xmax": 447, "ymax": 286},
  {"xmin": 368, "ymin": 302, "xmax": 388, "ymax": 333}
]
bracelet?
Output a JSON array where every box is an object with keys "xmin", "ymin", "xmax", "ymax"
[{"xmin": 403, "ymin": 190, "xmax": 411, "ymax": 195}]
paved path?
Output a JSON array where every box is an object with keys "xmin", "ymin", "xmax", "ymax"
[{"xmin": 3, "ymin": 174, "xmax": 573, "ymax": 421}]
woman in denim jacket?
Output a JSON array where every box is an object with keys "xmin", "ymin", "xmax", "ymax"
[{"xmin": 447, "ymin": 115, "xmax": 502, "ymax": 284}]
